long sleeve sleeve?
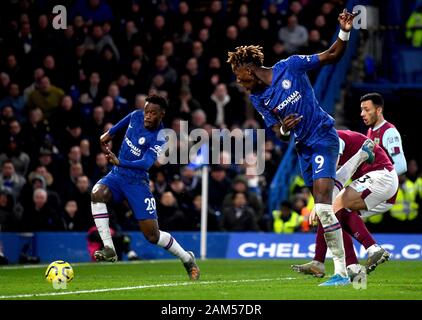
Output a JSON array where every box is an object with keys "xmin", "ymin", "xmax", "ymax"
[
  {"xmin": 382, "ymin": 127, "xmax": 407, "ymax": 175},
  {"xmin": 109, "ymin": 113, "xmax": 131, "ymax": 136},
  {"xmin": 118, "ymin": 144, "xmax": 162, "ymax": 171}
]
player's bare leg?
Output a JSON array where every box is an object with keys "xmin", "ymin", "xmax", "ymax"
[
  {"xmin": 139, "ymin": 219, "xmax": 200, "ymax": 280},
  {"xmin": 91, "ymin": 184, "xmax": 117, "ymax": 262},
  {"xmin": 312, "ymin": 178, "xmax": 349, "ymax": 286},
  {"xmin": 333, "ymin": 187, "xmax": 391, "ymax": 273}
]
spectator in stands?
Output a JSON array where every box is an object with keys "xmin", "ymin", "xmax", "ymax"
[
  {"xmin": 107, "ymin": 83, "xmax": 128, "ymax": 114},
  {"xmin": 186, "ymin": 194, "xmax": 221, "ymax": 231},
  {"xmin": 208, "ymin": 165, "xmax": 232, "ymax": 212},
  {"xmin": 292, "ymin": 194, "xmax": 313, "ymax": 233},
  {"xmin": 171, "ymin": 86, "xmax": 201, "ymax": 121},
  {"xmin": 68, "ymin": 175, "xmax": 92, "ymax": 230},
  {"xmin": 70, "ymin": 0, "xmax": 114, "ymax": 25},
  {"xmin": 223, "ymin": 175, "xmax": 264, "ymax": 223},
  {"xmin": 157, "ymin": 191, "xmax": 187, "ymax": 231},
  {"xmin": 313, "ymin": 14, "xmax": 332, "ymax": 44},
  {"xmin": 0, "ymin": 137, "xmax": 30, "ymax": 177},
  {"xmin": 207, "ymin": 83, "xmax": 243, "ymax": 128},
  {"xmin": 27, "ymin": 76, "xmax": 65, "ymax": 120},
  {"xmin": 0, "ymin": 83, "xmax": 25, "ymax": 118},
  {"xmin": 181, "ymin": 166, "xmax": 201, "ymax": 196},
  {"xmin": 36, "ymin": 147, "xmax": 65, "ymax": 191},
  {"xmin": 91, "ymin": 152, "xmax": 111, "ymax": 183},
  {"xmin": 23, "ymin": 68, "xmax": 45, "ymax": 102},
  {"xmin": 79, "ymin": 72, "xmax": 104, "ymax": 110},
  {"xmin": 272, "ymin": 201, "xmax": 303, "ymax": 233},
  {"xmin": 22, "ymin": 188, "xmax": 64, "ymax": 231},
  {"xmin": 42, "ymin": 55, "xmax": 65, "ymax": 90},
  {"xmin": 22, "ymin": 108, "xmax": 50, "ymax": 159},
  {"xmin": 388, "ymin": 174, "xmax": 420, "ymax": 233},
  {"xmin": 221, "ymin": 192, "xmax": 259, "ymax": 231},
  {"xmin": 168, "ymin": 174, "xmax": 193, "ymax": 213},
  {"xmin": 0, "ymin": 189, "xmax": 22, "ymax": 231},
  {"xmin": 85, "ymin": 106, "xmax": 106, "ymax": 150},
  {"xmin": 0, "ymin": 160, "xmax": 25, "ymax": 200},
  {"xmin": 150, "ymin": 55, "xmax": 177, "ymax": 91},
  {"xmin": 62, "ymin": 162, "xmax": 84, "ymax": 201},
  {"xmin": 301, "ymin": 29, "xmax": 328, "ymax": 54},
  {"xmin": 406, "ymin": 4, "xmax": 422, "ymax": 47},
  {"xmin": 278, "ymin": 14, "xmax": 308, "ymax": 54},
  {"xmin": 61, "ymin": 120, "xmax": 85, "ymax": 153},
  {"xmin": 152, "ymin": 170, "xmax": 168, "ymax": 197},
  {"xmin": 62, "ymin": 200, "xmax": 83, "ymax": 231},
  {"xmin": 3, "ymin": 120, "xmax": 27, "ymax": 155},
  {"xmin": 50, "ymin": 95, "xmax": 80, "ymax": 138}
]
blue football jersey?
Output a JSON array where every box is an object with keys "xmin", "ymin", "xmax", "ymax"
[
  {"xmin": 109, "ymin": 110, "xmax": 165, "ymax": 184},
  {"xmin": 249, "ymin": 54, "xmax": 335, "ymax": 147}
]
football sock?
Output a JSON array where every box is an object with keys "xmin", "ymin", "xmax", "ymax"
[
  {"xmin": 315, "ymin": 203, "xmax": 348, "ymax": 278},
  {"xmin": 339, "ymin": 210, "xmax": 376, "ymax": 249},
  {"xmin": 157, "ymin": 231, "xmax": 191, "ymax": 263},
  {"xmin": 314, "ymin": 222, "xmax": 326, "ymax": 263},
  {"xmin": 314, "ymin": 217, "xmax": 359, "ymax": 266},
  {"xmin": 335, "ymin": 149, "xmax": 368, "ymax": 187},
  {"xmin": 91, "ymin": 202, "xmax": 115, "ymax": 251}
]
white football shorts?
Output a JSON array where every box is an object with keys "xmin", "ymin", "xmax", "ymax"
[{"xmin": 349, "ymin": 168, "xmax": 398, "ymax": 213}]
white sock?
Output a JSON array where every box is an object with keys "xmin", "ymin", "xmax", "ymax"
[
  {"xmin": 347, "ymin": 263, "xmax": 363, "ymax": 274},
  {"xmin": 315, "ymin": 203, "xmax": 348, "ymax": 278},
  {"xmin": 91, "ymin": 202, "xmax": 115, "ymax": 251},
  {"xmin": 367, "ymin": 244, "xmax": 381, "ymax": 255},
  {"xmin": 157, "ymin": 231, "xmax": 191, "ymax": 263},
  {"xmin": 336, "ymin": 149, "xmax": 367, "ymax": 187}
]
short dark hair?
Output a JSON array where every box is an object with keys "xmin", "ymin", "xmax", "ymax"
[
  {"xmin": 146, "ymin": 95, "xmax": 168, "ymax": 111},
  {"xmin": 360, "ymin": 92, "xmax": 384, "ymax": 109}
]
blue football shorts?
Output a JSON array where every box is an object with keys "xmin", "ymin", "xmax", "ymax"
[
  {"xmin": 98, "ymin": 171, "xmax": 157, "ymax": 220},
  {"xmin": 296, "ymin": 127, "xmax": 339, "ymax": 187}
]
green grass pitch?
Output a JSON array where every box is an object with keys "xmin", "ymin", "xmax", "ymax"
[{"xmin": 1, "ymin": 259, "xmax": 422, "ymax": 300}]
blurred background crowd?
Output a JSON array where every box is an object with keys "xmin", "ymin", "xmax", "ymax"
[{"xmin": 0, "ymin": 0, "xmax": 421, "ymax": 243}]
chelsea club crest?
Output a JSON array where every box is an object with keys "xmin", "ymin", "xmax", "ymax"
[
  {"xmin": 138, "ymin": 137, "xmax": 146, "ymax": 145},
  {"xmin": 282, "ymin": 79, "xmax": 291, "ymax": 89}
]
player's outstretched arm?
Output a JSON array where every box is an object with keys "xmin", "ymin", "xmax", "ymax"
[{"xmin": 318, "ymin": 9, "xmax": 357, "ymax": 66}]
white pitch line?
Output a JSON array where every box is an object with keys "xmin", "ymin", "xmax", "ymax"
[{"xmin": 0, "ymin": 277, "xmax": 297, "ymax": 300}]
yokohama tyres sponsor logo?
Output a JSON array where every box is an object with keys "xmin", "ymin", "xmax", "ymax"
[{"xmin": 276, "ymin": 91, "xmax": 302, "ymax": 110}]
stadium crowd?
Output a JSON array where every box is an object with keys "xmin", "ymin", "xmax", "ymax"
[{"xmin": 0, "ymin": 0, "xmax": 421, "ymax": 241}]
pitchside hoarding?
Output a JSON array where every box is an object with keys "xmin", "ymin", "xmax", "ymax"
[
  {"xmin": 1, "ymin": 232, "xmax": 422, "ymax": 263},
  {"xmin": 227, "ymin": 233, "xmax": 422, "ymax": 260}
]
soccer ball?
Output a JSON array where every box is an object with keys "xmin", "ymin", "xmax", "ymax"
[{"xmin": 45, "ymin": 260, "xmax": 74, "ymax": 284}]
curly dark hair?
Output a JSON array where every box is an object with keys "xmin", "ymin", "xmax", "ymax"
[{"xmin": 227, "ymin": 45, "xmax": 265, "ymax": 70}]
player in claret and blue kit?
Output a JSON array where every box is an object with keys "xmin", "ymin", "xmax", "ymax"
[
  {"xmin": 227, "ymin": 9, "xmax": 358, "ymax": 286},
  {"xmin": 90, "ymin": 95, "xmax": 200, "ymax": 280}
]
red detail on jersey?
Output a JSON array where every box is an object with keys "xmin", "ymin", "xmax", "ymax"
[
  {"xmin": 337, "ymin": 130, "xmax": 394, "ymax": 181},
  {"xmin": 366, "ymin": 121, "xmax": 396, "ymax": 162},
  {"xmin": 392, "ymin": 146, "xmax": 401, "ymax": 155}
]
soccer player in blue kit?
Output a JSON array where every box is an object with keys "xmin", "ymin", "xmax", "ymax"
[
  {"xmin": 90, "ymin": 95, "xmax": 200, "ymax": 280},
  {"xmin": 227, "ymin": 9, "xmax": 357, "ymax": 286}
]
